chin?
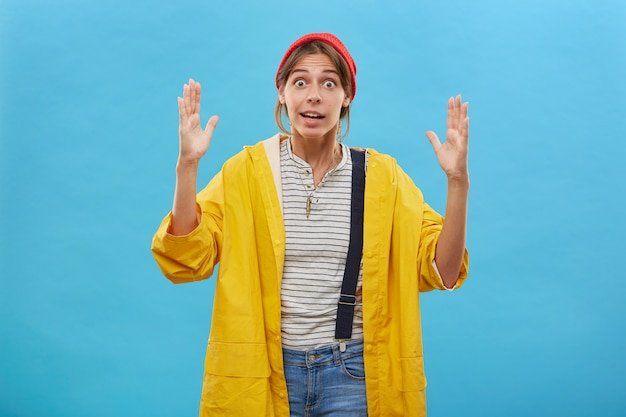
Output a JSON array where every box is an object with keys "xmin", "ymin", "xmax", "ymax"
[{"xmin": 293, "ymin": 126, "xmax": 336, "ymax": 141}]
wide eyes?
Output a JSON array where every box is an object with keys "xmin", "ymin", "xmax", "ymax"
[{"xmin": 292, "ymin": 78, "xmax": 337, "ymax": 88}]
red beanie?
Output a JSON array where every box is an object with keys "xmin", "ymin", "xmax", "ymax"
[{"xmin": 276, "ymin": 32, "xmax": 357, "ymax": 100}]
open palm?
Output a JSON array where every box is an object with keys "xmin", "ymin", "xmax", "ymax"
[
  {"xmin": 425, "ymin": 95, "xmax": 469, "ymax": 181},
  {"xmin": 178, "ymin": 79, "xmax": 219, "ymax": 164}
]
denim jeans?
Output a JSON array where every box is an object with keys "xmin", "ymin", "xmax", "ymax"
[{"xmin": 282, "ymin": 339, "xmax": 368, "ymax": 417}]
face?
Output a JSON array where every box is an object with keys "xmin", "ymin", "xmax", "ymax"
[{"xmin": 279, "ymin": 53, "xmax": 351, "ymax": 142}]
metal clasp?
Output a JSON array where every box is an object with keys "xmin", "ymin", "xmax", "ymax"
[{"xmin": 338, "ymin": 294, "xmax": 357, "ymax": 306}]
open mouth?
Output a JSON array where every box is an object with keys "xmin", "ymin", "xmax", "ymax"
[{"xmin": 301, "ymin": 112, "xmax": 324, "ymax": 120}]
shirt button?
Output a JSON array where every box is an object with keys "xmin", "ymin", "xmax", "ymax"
[
  {"xmin": 309, "ymin": 355, "xmax": 316, "ymax": 362},
  {"xmin": 274, "ymin": 239, "xmax": 281, "ymax": 245},
  {"xmin": 304, "ymin": 170, "xmax": 310, "ymax": 176},
  {"xmin": 365, "ymin": 251, "xmax": 373, "ymax": 258},
  {"xmin": 279, "ymin": 392, "xmax": 285, "ymax": 398},
  {"xmin": 366, "ymin": 344, "xmax": 373, "ymax": 351}
]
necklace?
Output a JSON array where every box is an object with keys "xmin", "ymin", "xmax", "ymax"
[{"xmin": 305, "ymin": 151, "xmax": 339, "ymax": 218}]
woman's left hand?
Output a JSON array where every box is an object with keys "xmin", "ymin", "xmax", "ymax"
[{"xmin": 426, "ymin": 95, "xmax": 469, "ymax": 182}]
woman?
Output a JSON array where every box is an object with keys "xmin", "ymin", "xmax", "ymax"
[{"xmin": 152, "ymin": 32, "xmax": 469, "ymax": 417}]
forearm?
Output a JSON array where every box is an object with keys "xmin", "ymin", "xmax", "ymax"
[
  {"xmin": 170, "ymin": 160, "xmax": 201, "ymax": 236},
  {"xmin": 435, "ymin": 178, "xmax": 469, "ymax": 288}
]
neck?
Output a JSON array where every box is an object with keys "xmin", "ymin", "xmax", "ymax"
[
  {"xmin": 290, "ymin": 126, "xmax": 340, "ymax": 168},
  {"xmin": 290, "ymin": 131, "xmax": 341, "ymax": 188}
]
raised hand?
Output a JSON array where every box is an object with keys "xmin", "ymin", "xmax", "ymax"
[
  {"xmin": 425, "ymin": 95, "xmax": 469, "ymax": 182},
  {"xmin": 178, "ymin": 79, "xmax": 219, "ymax": 165}
]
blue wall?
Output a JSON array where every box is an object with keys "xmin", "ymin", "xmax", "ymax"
[{"xmin": 1, "ymin": 0, "xmax": 625, "ymax": 415}]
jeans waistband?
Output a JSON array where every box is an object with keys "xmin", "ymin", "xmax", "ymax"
[{"xmin": 283, "ymin": 339, "xmax": 364, "ymax": 367}]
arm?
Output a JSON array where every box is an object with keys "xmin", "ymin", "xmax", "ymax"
[
  {"xmin": 152, "ymin": 172, "xmax": 225, "ymax": 283},
  {"xmin": 170, "ymin": 79, "xmax": 219, "ymax": 236},
  {"xmin": 426, "ymin": 95, "xmax": 470, "ymax": 288},
  {"xmin": 150, "ymin": 80, "xmax": 222, "ymax": 283}
]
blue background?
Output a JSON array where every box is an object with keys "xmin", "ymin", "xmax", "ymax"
[{"xmin": 1, "ymin": 0, "xmax": 625, "ymax": 415}]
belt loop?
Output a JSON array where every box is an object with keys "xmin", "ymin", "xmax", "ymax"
[{"xmin": 332, "ymin": 344, "xmax": 341, "ymax": 366}]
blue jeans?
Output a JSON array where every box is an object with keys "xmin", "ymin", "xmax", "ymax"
[{"xmin": 282, "ymin": 339, "xmax": 368, "ymax": 417}]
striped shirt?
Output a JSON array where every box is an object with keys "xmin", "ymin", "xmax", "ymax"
[{"xmin": 280, "ymin": 138, "xmax": 364, "ymax": 350}]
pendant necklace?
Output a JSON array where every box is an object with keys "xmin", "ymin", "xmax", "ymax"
[{"xmin": 305, "ymin": 153, "xmax": 337, "ymax": 218}]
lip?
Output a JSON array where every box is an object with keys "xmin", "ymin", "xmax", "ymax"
[
  {"xmin": 300, "ymin": 111, "xmax": 324, "ymax": 118},
  {"xmin": 299, "ymin": 111, "xmax": 325, "ymax": 126}
]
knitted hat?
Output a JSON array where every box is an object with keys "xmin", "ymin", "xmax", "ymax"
[{"xmin": 276, "ymin": 32, "xmax": 357, "ymax": 100}]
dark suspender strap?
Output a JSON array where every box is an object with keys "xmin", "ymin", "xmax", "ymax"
[{"xmin": 335, "ymin": 148, "xmax": 366, "ymax": 340}]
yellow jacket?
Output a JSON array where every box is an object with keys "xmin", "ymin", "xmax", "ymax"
[{"xmin": 151, "ymin": 135, "xmax": 469, "ymax": 416}]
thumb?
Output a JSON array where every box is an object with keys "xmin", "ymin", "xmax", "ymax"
[
  {"xmin": 205, "ymin": 115, "xmax": 220, "ymax": 132},
  {"xmin": 425, "ymin": 130, "xmax": 441, "ymax": 149}
]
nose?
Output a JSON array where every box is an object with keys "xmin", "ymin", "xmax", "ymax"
[{"xmin": 307, "ymin": 86, "xmax": 321, "ymax": 103}]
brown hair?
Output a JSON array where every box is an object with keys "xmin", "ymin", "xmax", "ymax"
[{"xmin": 274, "ymin": 41, "xmax": 352, "ymax": 141}]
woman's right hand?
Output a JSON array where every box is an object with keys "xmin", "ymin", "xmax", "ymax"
[{"xmin": 177, "ymin": 79, "xmax": 219, "ymax": 165}]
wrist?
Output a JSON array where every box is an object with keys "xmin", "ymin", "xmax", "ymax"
[
  {"xmin": 447, "ymin": 175, "xmax": 470, "ymax": 189},
  {"xmin": 176, "ymin": 157, "xmax": 200, "ymax": 170}
]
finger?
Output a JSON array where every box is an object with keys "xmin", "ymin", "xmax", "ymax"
[
  {"xmin": 460, "ymin": 101, "xmax": 469, "ymax": 138},
  {"xmin": 205, "ymin": 115, "xmax": 220, "ymax": 132},
  {"xmin": 178, "ymin": 96, "xmax": 186, "ymax": 123},
  {"xmin": 453, "ymin": 95, "xmax": 461, "ymax": 127},
  {"xmin": 447, "ymin": 97, "xmax": 454, "ymax": 130},
  {"xmin": 183, "ymin": 83, "xmax": 192, "ymax": 117},
  {"xmin": 425, "ymin": 130, "xmax": 441, "ymax": 150},
  {"xmin": 189, "ymin": 79, "xmax": 196, "ymax": 114},
  {"xmin": 461, "ymin": 116, "xmax": 469, "ymax": 141},
  {"xmin": 195, "ymin": 81, "xmax": 202, "ymax": 115},
  {"xmin": 462, "ymin": 101, "xmax": 469, "ymax": 119}
]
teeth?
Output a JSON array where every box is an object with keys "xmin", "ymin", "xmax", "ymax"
[{"xmin": 303, "ymin": 113, "xmax": 322, "ymax": 118}]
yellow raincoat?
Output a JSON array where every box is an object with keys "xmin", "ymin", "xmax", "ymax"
[{"xmin": 151, "ymin": 134, "xmax": 469, "ymax": 416}]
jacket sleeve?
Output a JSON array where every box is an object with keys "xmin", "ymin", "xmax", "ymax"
[
  {"xmin": 392, "ymin": 162, "xmax": 469, "ymax": 292},
  {"xmin": 151, "ymin": 172, "xmax": 225, "ymax": 284},
  {"xmin": 418, "ymin": 200, "xmax": 469, "ymax": 292}
]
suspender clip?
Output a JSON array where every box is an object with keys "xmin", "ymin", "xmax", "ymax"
[{"xmin": 338, "ymin": 294, "xmax": 357, "ymax": 306}]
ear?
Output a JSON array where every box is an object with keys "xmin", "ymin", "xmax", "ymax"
[
  {"xmin": 343, "ymin": 96, "xmax": 351, "ymax": 107},
  {"xmin": 278, "ymin": 86, "xmax": 286, "ymax": 104}
]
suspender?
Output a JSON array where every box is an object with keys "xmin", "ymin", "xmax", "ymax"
[{"xmin": 335, "ymin": 148, "xmax": 366, "ymax": 341}]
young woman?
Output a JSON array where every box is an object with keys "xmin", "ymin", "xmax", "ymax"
[{"xmin": 152, "ymin": 32, "xmax": 469, "ymax": 417}]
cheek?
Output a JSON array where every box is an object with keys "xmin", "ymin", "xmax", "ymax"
[
  {"xmin": 285, "ymin": 89, "xmax": 303, "ymax": 104},
  {"xmin": 281, "ymin": 94, "xmax": 293, "ymax": 111},
  {"xmin": 283, "ymin": 94, "xmax": 304, "ymax": 116}
]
